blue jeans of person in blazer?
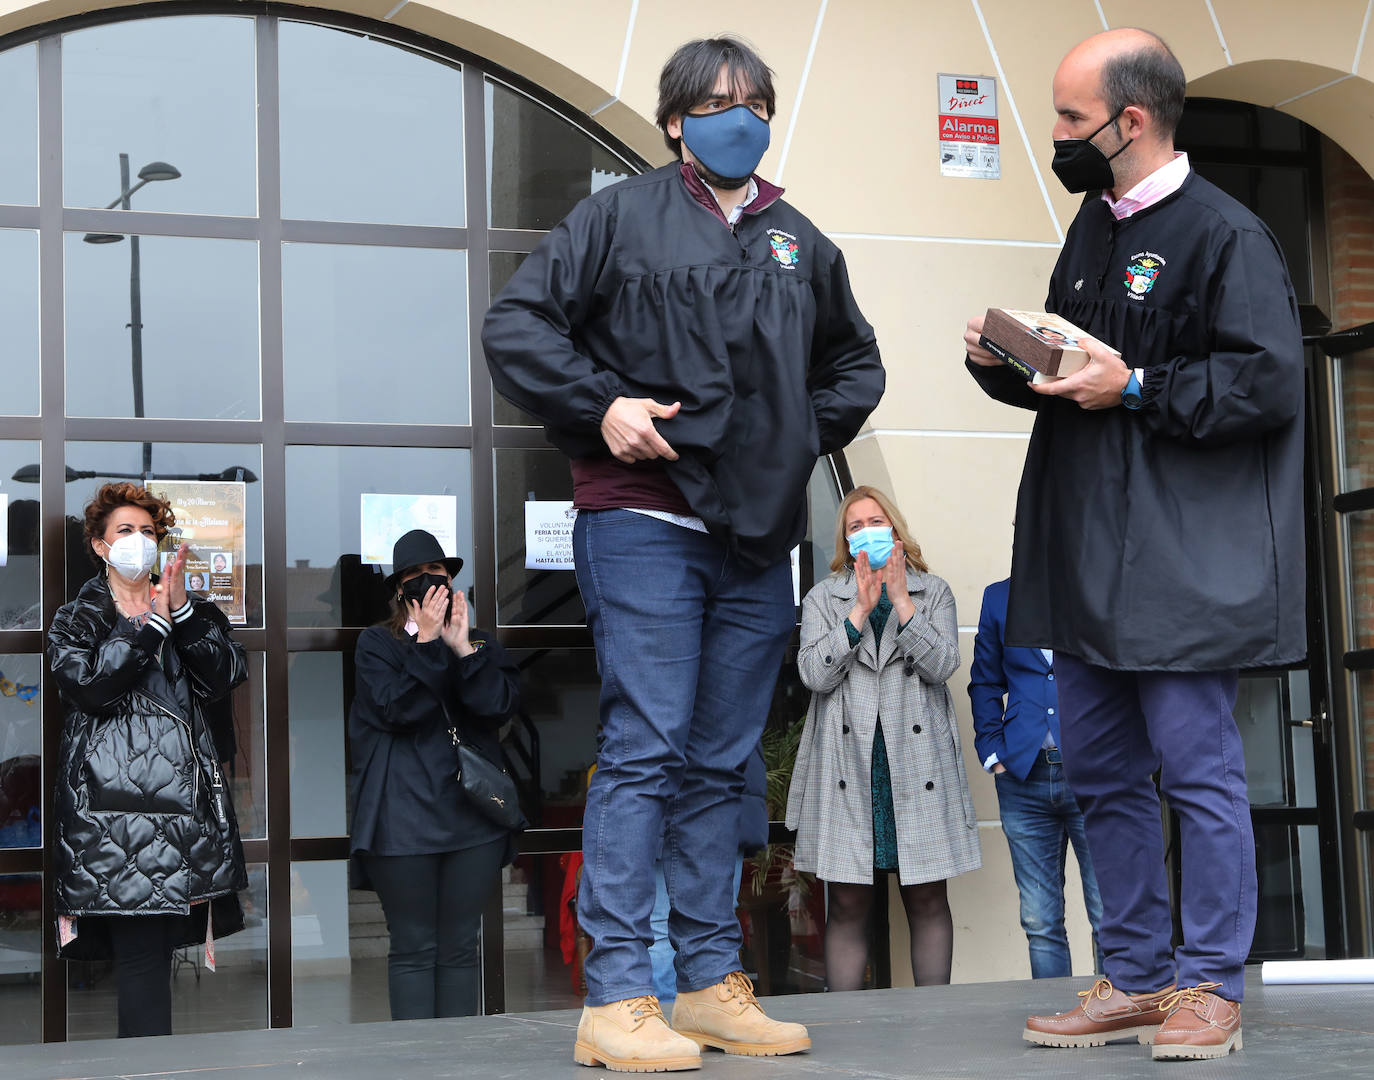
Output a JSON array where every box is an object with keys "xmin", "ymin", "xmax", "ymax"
[{"xmin": 995, "ymin": 748, "xmax": 1104, "ymax": 978}]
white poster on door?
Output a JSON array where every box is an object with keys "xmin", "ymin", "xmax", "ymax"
[
  {"xmin": 524, "ymin": 501, "xmax": 577, "ymax": 570},
  {"xmin": 360, "ymin": 493, "xmax": 459, "ymax": 565}
]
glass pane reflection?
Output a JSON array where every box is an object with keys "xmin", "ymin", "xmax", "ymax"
[
  {"xmin": 65, "ymin": 234, "xmax": 261, "ymax": 420},
  {"xmin": 63, "ymin": 441, "xmax": 265, "ymax": 629},
  {"xmin": 67, "ymin": 862, "xmax": 268, "ymax": 1039},
  {"xmin": 289, "ymin": 652, "xmax": 347, "ymax": 839},
  {"xmin": 503, "ymin": 852, "xmax": 585, "ymax": 1012},
  {"xmin": 486, "ymin": 80, "xmax": 631, "ymax": 230},
  {"xmin": 496, "ymin": 449, "xmax": 582, "ymax": 626},
  {"xmin": 1339, "ymin": 355, "xmax": 1374, "ymax": 493},
  {"xmin": 280, "ymin": 21, "xmax": 465, "ymax": 226},
  {"xmin": 0, "ymin": 230, "xmax": 39, "ymax": 416},
  {"xmin": 0, "ymin": 46, "xmax": 37, "ymax": 205},
  {"xmin": 0, "ymin": 875, "xmax": 41, "ymax": 1046},
  {"xmin": 63, "ymin": 17, "xmax": 257, "ymax": 217},
  {"xmin": 0, "ymin": 441, "xmax": 41, "ymax": 630},
  {"xmin": 507, "ymin": 648, "xmax": 599, "ymax": 827},
  {"xmin": 285, "ymin": 446, "xmax": 473, "ymax": 627},
  {"xmin": 283, "ymin": 243, "xmax": 470, "ymax": 424},
  {"xmin": 0, "ymin": 656, "xmax": 41, "ymax": 848},
  {"xmin": 291, "ymin": 859, "xmax": 390, "ymax": 1026},
  {"xmin": 226, "ymin": 653, "xmax": 267, "ymax": 840},
  {"xmin": 490, "ymin": 251, "xmax": 539, "ymax": 426}
]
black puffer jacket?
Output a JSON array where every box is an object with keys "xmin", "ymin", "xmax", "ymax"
[{"xmin": 48, "ymin": 573, "xmax": 248, "ymax": 951}]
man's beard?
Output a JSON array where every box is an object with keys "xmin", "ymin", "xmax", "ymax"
[{"xmin": 690, "ymin": 159, "xmax": 751, "ymax": 191}]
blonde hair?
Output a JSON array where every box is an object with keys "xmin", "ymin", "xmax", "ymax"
[{"xmin": 829, "ymin": 485, "xmax": 929, "ymax": 574}]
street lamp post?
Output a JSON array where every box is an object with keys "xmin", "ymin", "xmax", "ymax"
[{"xmin": 83, "ymin": 153, "xmax": 182, "ymax": 477}]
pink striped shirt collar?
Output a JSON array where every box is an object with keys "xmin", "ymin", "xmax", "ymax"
[{"xmin": 1102, "ymin": 151, "xmax": 1190, "ymax": 220}]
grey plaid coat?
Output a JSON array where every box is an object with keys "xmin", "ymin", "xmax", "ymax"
[{"xmin": 786, "ymin": 567, "xmax": 982, "ymax": 885}]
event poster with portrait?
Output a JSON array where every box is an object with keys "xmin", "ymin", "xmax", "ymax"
[
  {"xmin": 360, "ymin": 493, "xmax": 459, "ymax": 565},
  {"xmin": 154, "ymin": 480, "xmax": 248, "ymax": 625}
]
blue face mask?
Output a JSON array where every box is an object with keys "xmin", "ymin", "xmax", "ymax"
[
  {"xmin": 680, "ymin": 104, "xmax": 771, "ymax": 185},
  {"xmin": 848, "ymin": 526, "xmax": 894, "ymax": 569}
]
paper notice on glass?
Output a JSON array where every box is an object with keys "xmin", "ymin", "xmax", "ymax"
[
  {"xmin": 0, "ymin": 493, "xmax": 7, "ymax": 567},
  {"xmin": 525, "ymin": 501, "xmax": 577, "ymax": 570},
  {"xmin": 1261, "ymin": 959, "xmax": 1374, "ymax": 985},
  {"xmin": 154, "ymin": 481, "xmax": 248, "ymax": 625},
  {"xmin": 360, "ymin": 493, "xmax": 458, "ymax": 565}
]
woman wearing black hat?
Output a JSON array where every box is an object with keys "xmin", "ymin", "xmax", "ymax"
[{"xmin": 349, "ymin": 528, "xmax": 522, "ymax": 1019}]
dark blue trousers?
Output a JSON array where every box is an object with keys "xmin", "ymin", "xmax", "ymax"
[{"xmin": 1054, "ymin": 655, "xmax": 1256, "ymax": 1002}]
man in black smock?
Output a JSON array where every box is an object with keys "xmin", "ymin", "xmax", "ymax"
[
  {"xmin": 483, "ymin": 36, "xmax": 883, "ymax": 1073},
  {"xmin": 964, "ymin": 29, "xmax": 1303, "ymax": 1062}
]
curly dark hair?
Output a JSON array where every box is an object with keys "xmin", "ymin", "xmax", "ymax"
[{"xmin": 82, "ymin": 481, "xmax": 176, "ymax": 566}]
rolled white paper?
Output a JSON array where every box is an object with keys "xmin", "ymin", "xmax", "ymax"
[{"xmin": 1261, "ymin": 959, "xmax": 1374, "ymax": 985}]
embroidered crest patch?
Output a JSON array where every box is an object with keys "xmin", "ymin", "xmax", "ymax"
[
  {"xmin": 1124, "ymin": 251, "xmax": 1166, "ymax": 300},
  {"xmin": 768, "ymin": 230, "xmax": 800, "ymax": 269}
]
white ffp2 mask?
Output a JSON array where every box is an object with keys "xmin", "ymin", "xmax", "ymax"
[{"xmin": 104, "ymin": 533, "xmax": 159, "ymax": 580}]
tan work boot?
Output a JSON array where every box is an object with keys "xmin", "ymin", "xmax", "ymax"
[
  {"xmin": 573, "ymin": 995, "xmax": 702, "ymax": 1072},
  {"xmin": 671, "ymin": 970, "xmax": 811, "ymax": 1057},
  {"xmin": 1151, "ymin": 983, "xmax": 1243, "ymax": 1061},
  {"xmin": 1023, "ymin": 977, "xmax": 1176, "ymax": 1047}
]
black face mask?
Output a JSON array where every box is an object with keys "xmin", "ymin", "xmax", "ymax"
[
  {"xmin": 1051, "ymin": 110, "xmax": 1131, "ymax": 193},
  {"xmin": 400, "ymin": 573, "xmax": 452, "ymax": 619}
]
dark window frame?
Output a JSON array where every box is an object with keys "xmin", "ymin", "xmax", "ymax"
[{"xmin": 0, "ymin": 3, "xmax": 853, "ymax": 1037}]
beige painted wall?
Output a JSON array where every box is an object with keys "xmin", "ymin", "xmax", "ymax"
[{"xmin": 1, "ymin": 0, "xmax": 1365, "ymax": 990}]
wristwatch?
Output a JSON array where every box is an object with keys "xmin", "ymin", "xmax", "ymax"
[{"xmin": 1121, "ymin": 368, "xmax": 1143, "ymax": 411}]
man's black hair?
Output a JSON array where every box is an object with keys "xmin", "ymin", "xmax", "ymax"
[
  {"xmin": 656, "ymin": 37, "xmax": 776, "ymax": 158},
  {"xmin": 1100, "ymin": 30, "xmax": 1186, "ymax": 138}
]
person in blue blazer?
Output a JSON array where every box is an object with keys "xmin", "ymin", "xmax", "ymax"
[{"xmin": 970, "ymin": 577, "xmax": 1102, "ymax": 979}]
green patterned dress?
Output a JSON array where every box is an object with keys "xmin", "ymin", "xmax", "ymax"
[{"xmin": 843, "ymin": 584, "xmax": 905, "ymax": 871}]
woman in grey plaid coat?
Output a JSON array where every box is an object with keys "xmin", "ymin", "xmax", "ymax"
[{"xmin": 787, "ymin": 486, "xmax": 981, "ymax": 988}]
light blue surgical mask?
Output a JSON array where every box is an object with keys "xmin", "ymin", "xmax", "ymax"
[
  {"xmin": 680, "ymin": 104, "xmax": 770, "ymax": 186},
  {"xmin": 848, "ymin": 526, "xmax": 894, "ymax": 569}
]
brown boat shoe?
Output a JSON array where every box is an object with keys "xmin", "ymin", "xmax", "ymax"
[
  {"xmin": 1023, "ymin": 977, "xmax": 1176, "ymax": 1048},
  {"xmin": 1151, "ymin": 983, "xmax": 1243, "ymax": 1061}
]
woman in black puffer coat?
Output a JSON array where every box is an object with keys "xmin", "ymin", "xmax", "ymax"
[{"xmin": 48, "ymin": 482, "xmax": 247, "ymax": 1038}]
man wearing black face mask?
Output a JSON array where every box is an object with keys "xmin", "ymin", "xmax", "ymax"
[
  {"xmin": 483, "ymin": 34, "xmax": 882, "ymax": 1073},
  {"xmin": 963, "ymin": 29, "xmax": 1303, "ymax": 1063}
]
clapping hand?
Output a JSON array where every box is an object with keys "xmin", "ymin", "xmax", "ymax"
[
  {"xmin": 440, "ymin": 590, "xmax": 475, "ymax": 658},
  {"xmin": 884, "ymin": 540, "xmax": 916, "ymax": 624},
  {"xmin": 849, "ymin": 552, "xmax": 883, "ymax": 629},
  {"xmin": 153, "ymin": 543, "xmax": 189, "ymax": 620},
  {"xmin": 409, "ymin": 584, "xmax": 450, "ymax": 644}
]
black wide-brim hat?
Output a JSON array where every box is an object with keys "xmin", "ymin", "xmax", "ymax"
[{"xmin": 384, "ymin": 528, "xmax": 464, "ymax": 589}]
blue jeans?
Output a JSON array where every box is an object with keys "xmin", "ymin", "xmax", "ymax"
[
  {"xmin": 574, "ymin": 510, "xmax": 794, "ymax": 1006},
  {"xmin": 995, "ymin": 750, "xmax": 1104, "ymax": 979},
  {"xmin": 1056, "ymin": 657, "xmax": 1254, "ymax": 1002},
  {"xmin": 650, "ymin": 856, "xmax": 746, "ymax": 1004}
]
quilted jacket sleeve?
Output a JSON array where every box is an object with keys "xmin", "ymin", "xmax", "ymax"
[
  {"xmin": 175, "ymin": 599, "xmax": 247, "ymax": 701},
  {"xmin": 48, "ymin": 600, "xmax": 163, "ymax": 714}
]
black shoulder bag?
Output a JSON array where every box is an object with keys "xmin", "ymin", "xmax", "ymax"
[{"xmin": 440, "ymin": 700, "xmax": 527, "ymax": 832}]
